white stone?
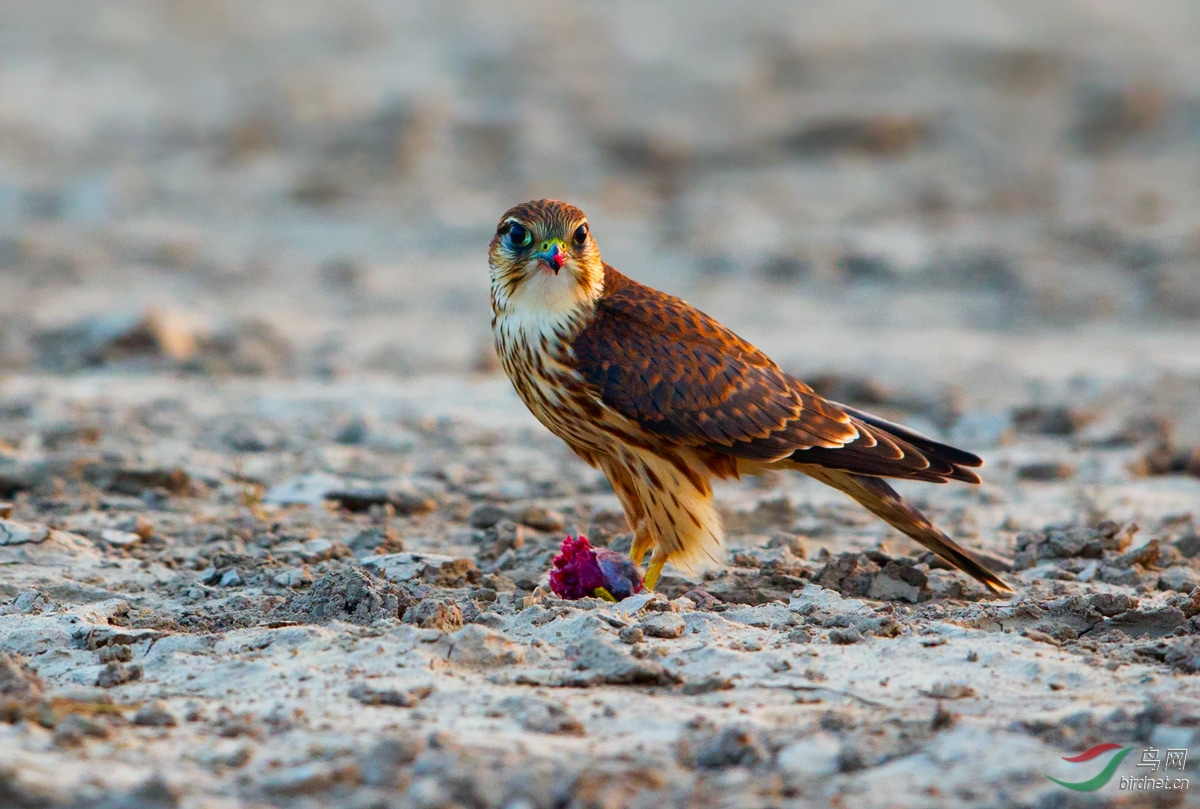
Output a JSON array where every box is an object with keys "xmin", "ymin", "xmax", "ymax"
[
  {"xmin": 789, "ymin": 584, "xmax": 871, "ymax": 615},
  {"xmin": 273, "ymin": 568, "xmax": 312, "ymax": 587},
  {"xmin": 0, "ymin": 519, "xmax": 49, "ymax": 545},
  {"xmin": 263, "ymin": 472, "xmax": 346, "ymax": 506},
  {"xmin": 776, "ymin": 733, "xmax": 843, "ymax": 778},
  {"xmin": 610, "ymin": 592, "xmax": 660, "ymax": 617},
  {"xmin": 362, "ymin": 552, "xmax": 458, "ymax": 582},
  {"xmin": 447, "ymin": 625, "xmax": 525, "ymax": 667},
  {"xmin": 100, "ymin": 529, "xmax": 141, "ymax": 546}
]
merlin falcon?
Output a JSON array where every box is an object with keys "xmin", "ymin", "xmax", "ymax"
[{"xmin": 488, "ymin": 199, "xmax": 1012, "ymax": 595}]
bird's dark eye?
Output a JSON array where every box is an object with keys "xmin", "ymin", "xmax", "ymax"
[
  {"xmin": 573, "ymin": 224, "xmax": 589, "ymax": 245},
  {"xmin": 507, "ymin": 223, "xmax": 531, "ymax": 249}
]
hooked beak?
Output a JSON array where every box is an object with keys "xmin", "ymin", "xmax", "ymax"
[{"xmin": 535, "ymin": 239, "xmax": 567, "ymax": 274}]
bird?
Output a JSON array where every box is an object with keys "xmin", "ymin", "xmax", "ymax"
[{"xmin": 488, "ymin": 199, "xmax": 1012, "ymax": 595}]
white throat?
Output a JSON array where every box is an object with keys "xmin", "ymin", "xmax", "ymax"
[{"xmin": 491, "ymin": 261, "xmax": 599, "ymax": 344}]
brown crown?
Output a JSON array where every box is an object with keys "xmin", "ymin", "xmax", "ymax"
[{"xmin": 496, "ymin": 199, "xmax": 587, "ymax": 234}]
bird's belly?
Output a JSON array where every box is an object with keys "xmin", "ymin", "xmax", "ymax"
[{"xmin": 493, "ymin": 328, "xmax": 610, "ymax": 455}]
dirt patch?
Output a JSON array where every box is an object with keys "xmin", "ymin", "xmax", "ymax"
[{"xmin": 273, "ymin": 569, "xmax": 419, "ymax": 625}]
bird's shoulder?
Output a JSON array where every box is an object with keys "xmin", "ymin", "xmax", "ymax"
[{"xmin": 579, "ymin": 264, "xmax": 773, "ymax": 366}]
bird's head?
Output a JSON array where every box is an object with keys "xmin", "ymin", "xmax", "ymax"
[{"xmin": 489, "ymin": 199, "xmax": 604, "ymax": 316}]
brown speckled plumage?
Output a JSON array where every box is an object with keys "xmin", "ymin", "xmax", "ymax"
[{"xmin": 489, "ymin": 199, "xmax": 1011, "ymax": 594}]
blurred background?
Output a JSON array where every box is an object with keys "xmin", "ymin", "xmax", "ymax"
[{"xmin": 3, "ymin": 0, "xmax": 1200, "ymax": 402}]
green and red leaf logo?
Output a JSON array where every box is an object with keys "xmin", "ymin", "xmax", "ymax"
[{"xmin": 1047, "ymin": 744, "xmax": 1134, "ymax": 791}]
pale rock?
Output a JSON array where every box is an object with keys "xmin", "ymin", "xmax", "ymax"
[
  {"xmin": 0, "ymin": 519, "xmax": 50, "ymax": 545},
  {"xmin": 264, "ymin": 472, "xmax": 346, "ymax": 506},
  {"xmin": 517, "ymin": 505, "xmax": 566, "ymax": 532},
  {"xmin": 789, "ymin": 584, "xmax": 871, "ymax": 615},
  {"xmin": 363, "ymin": 552, "xmax": 459, "ymax": 583},
  {"xmin": 610, "ymin": 592, "xmax": 661, "ymax": 618},
  {"xmin": 722, "ymin": 604, "xmax": 793, "ymax": 627},
  {"xmin": 868, "ymin": 571, "xmax": 922, "ymax": 602},
  {"xmin": 638, "ymin": 612, "xmax": 685, "ymax": 639},
  {"xmin": 273, "ymin": 568, "xmax": 313, "ymax": 588},
  {"xmin": 100, "ymin": 529, "xmax": 141, "ymax": 547},
  {"xmin": 446, "ymin": 624, "xmax": 525, "ymax": 667},
  {"xmin": 776, "ymin": 732, "xmax": 843, "ymax": 778}
]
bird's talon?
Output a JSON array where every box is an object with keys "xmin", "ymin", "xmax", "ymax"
[
  {"xmin": 643, "ymin": 557, "xmax": 666, "ymax": 592},
  {"xmin": 593, "ymin": 586, "xmax": 618, "ymax": 602}
]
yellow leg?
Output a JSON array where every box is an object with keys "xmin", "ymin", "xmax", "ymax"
[
  {"xmin": 629, "ymin": 521, "xmax": 653, "ymax": 566},
  {"xmin": 643, "ymin": 555, "xmax": 666, "ymax": 591},
  {"xmin": 593, "ymin": 587, "xmax": 618, "ymax": 603}
]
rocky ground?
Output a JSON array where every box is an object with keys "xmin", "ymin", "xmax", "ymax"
[
  {"xmin": 4, "ymin": 2, "xmax": 1200, "ymax": 808},
  {"xmin": 3, "ymin": 366, "xmax": 1200, "ymax": 809}
]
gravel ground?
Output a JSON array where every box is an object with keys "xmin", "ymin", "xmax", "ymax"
[{"xmin": 4, "ymin": 3, "xmax": 1200, "ymax": 808}]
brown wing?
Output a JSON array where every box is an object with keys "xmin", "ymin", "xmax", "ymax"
[
  {"xmin": 572, "ymin": 266, "xmax": 858, "ymax": 461},
  {"xmin": 573, "ymin": 266, "xmax": 984, "ymax": 483},
  {"xmin": 794, "ymin": 404, "xmax": 984, "ymax": 484}
]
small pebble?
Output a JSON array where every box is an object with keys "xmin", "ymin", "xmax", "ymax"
[
  {"xmin": 1159, "ymin": 566, "xmax": 1200, "ymax": 592},
  {"xmin": 517, "ymin": 505, "xmax": 566, "ymax": 532},
  {"xmin": 98, "ymin": 645, "xmax": 133, "ymax": 663},
  {"xmin": 133, "ymin": 701, "xmax": 179, "ymax": 727},
  {"xmin": 638, "ymin": 612, "xmax": 685, "ymax": 639},
  {"xmin": 469, "ymin": 504, "xmax": 508, "ymax": 529},
  {"xmin": 469, "ymin": 587, "xmax": 498, "ymax": 604},
  {"xmin": 828, "ymin": 627, "xmax": 863, "ymax": 645},
  {"xmin": 1016, "ymin": 461, "xmax": 1076, "ymax": 481},
  {"xmin": 931, "ymin": 704, "xmax": 956, "ymax": 730},
  {"xmin": 1012, "ymin": 405, "xmax": 1095, "ymax": 436},
  {"xmin": 618, "ymin": 626, "xmax": 644, "ymax": 644},
  {"xmin": 0, "ymin": 519, "xmax": 50, "ymax": 546},
  {"xmin": 349, "ymin": 683, "xmax": 434, "ymax": 708},
  {"xmin": 53, "ymin": 714, "xmax": 111, "ymax": 747},
  {"xmin": 97, "ymin": 662, "xmax": 143, "ymax": 688},
  {"xmin": 1022, "ymin": 629, "xmax": 1059, "ymax": 645},
  {"xmin": 10, "ymin": 589, "xmax": 48, "ymax": 614},
  {"xmin": 133, "ymin": 516, "xmax": 154, "ymax": 540},
  {"xmin": 273, "ymin": 568, "xmax": 313, "ymax": 588},
  {"xmin": 924, "ymin": 682, "xmax": 975, "ymax": 700},
  {"xmin": 101, "ymin": 529, "xmax": 142, "ymax": 547},
  {"xmin": 334, "ymin": 417, "xmax": 368, "ymax": 444}
]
